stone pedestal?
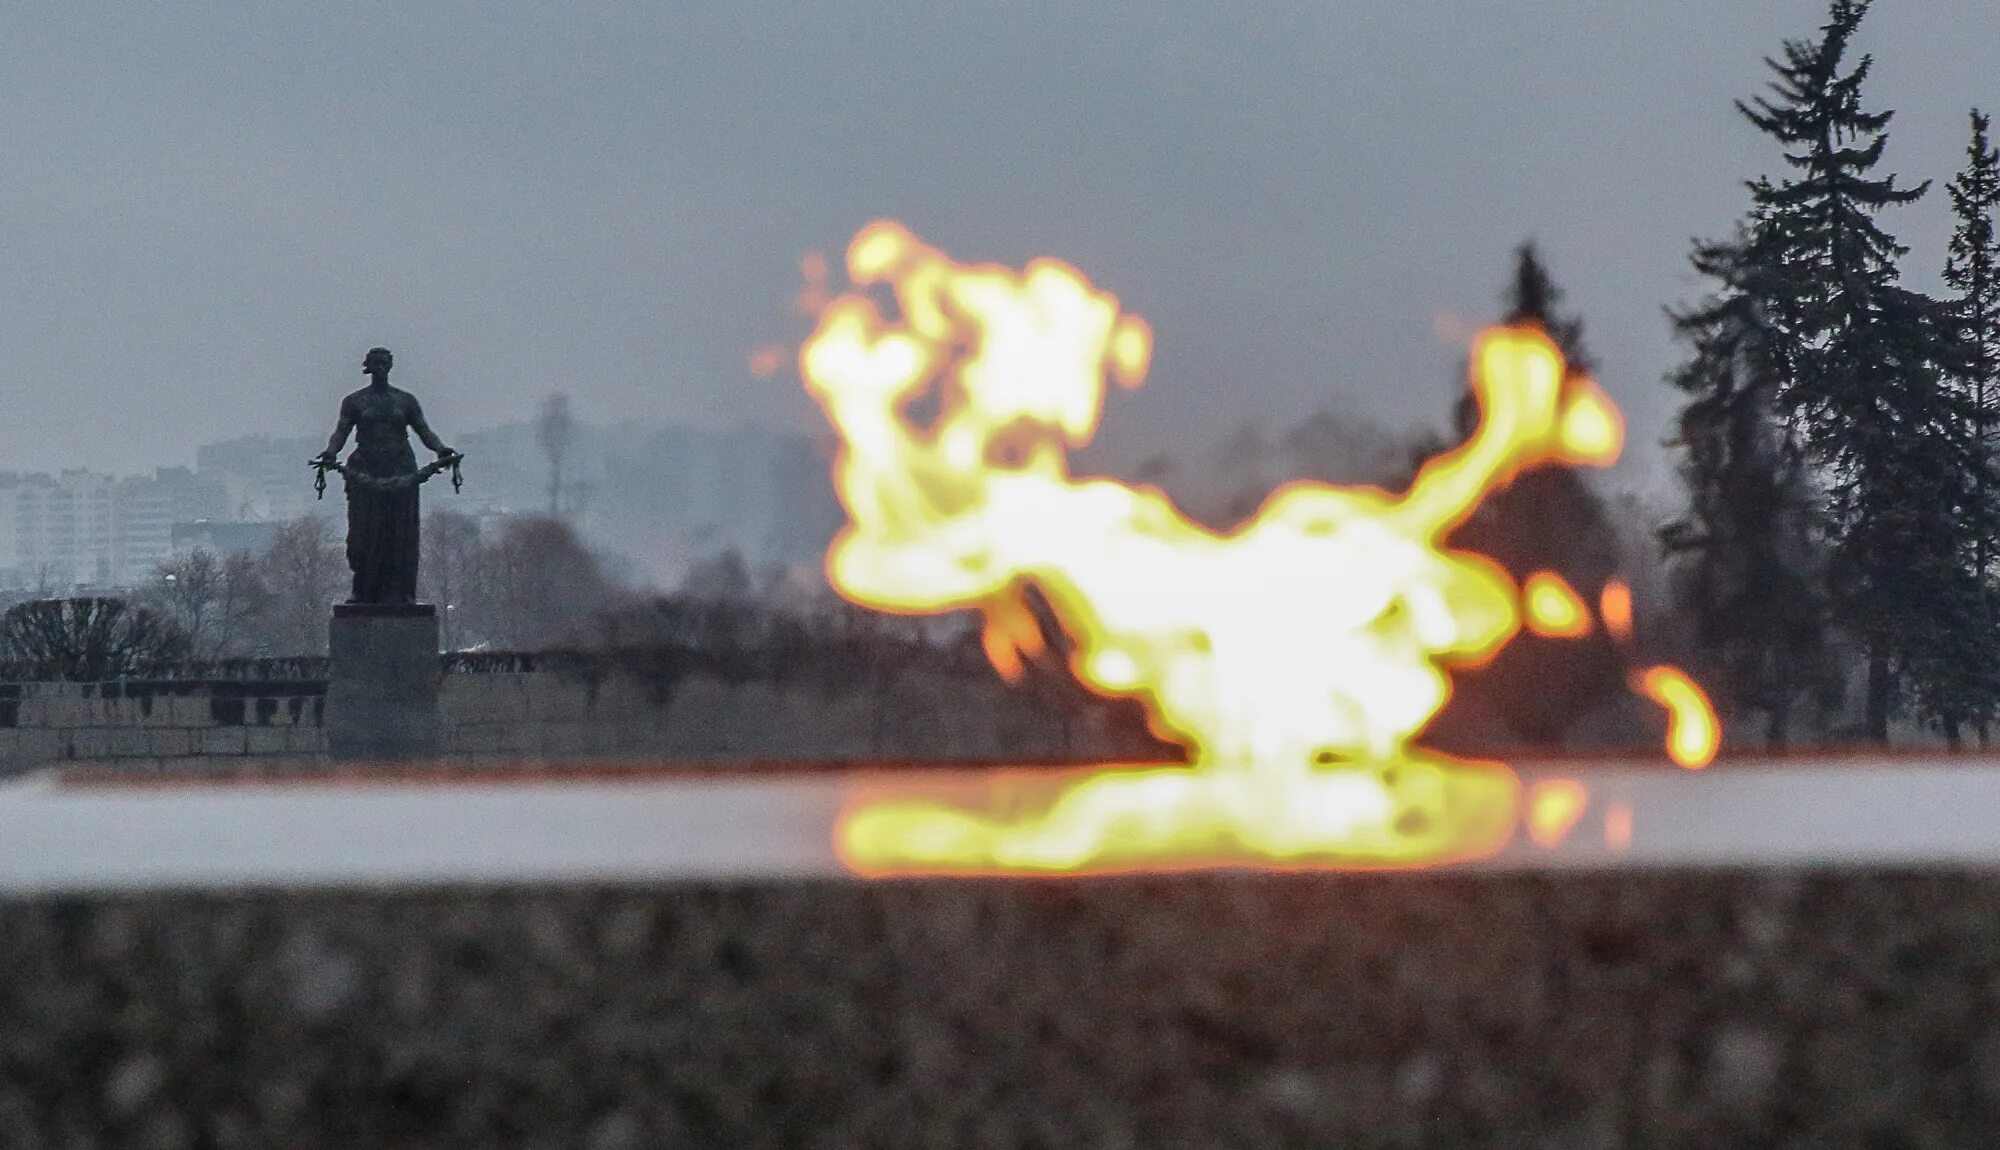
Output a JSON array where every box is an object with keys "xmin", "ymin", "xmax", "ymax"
[{"xmin": 326, "ymin": 603, "xmax": 440, "ymax": 761}]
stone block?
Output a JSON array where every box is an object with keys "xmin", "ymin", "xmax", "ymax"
[
  {"xmin": 147, "ymin": 729, "xmax": 200, "ymax": 758},
  {"xmin": 592, "ymin": 675, "xmax": 650, "ymax": 719},
  {"xmin": 326, "ymin": 604, "xmax": 441, "ymax": 762},
  {"xmin": 245, "ymin": 727, "xmax": 289, "ymax": 755},
  {"xmin": 67, "ymin": 729, "xmax": 113, "ymax": 760},
  {"xmin": 0, "ymin": 729, "xmax": 65, "ymax": 775},
  {"xmin": 108, "ymin": 728, "xmax": 153, "ymax": 758},
  {"xmin": 170, "ymin": 695, "xmax": 214, "ymax": 728},
  {"xmin": 17, "ymin": 695, "xmax": 68, "ymax": 728},
  {"xmin": 540, "ymin": 721, "xmax": 606, "ymax": 758},
  {"xmin": 450, "ymin": 722, "xmax": 515, "ymax": 756},
  {"xmin": 440, "ymin": 674, "xmax": 504, "ymax": 723},
  {"xmin": 125, "ymin": 693, "xmax": 166, "ymax": 728},
  {"xmin": 438, "ymin": 721, "xmax": 477, "ymax": 753},
  {"xmin": 526, "ymin": 678, "xmax": 590, "ymax": 722},
  {"xmin": 200, "ymin": 727, "xmax": 249, "ymax": 756}
]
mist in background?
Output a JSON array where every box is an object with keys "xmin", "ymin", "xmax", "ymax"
[{"xmin": 2, "ymin": 2, "xmax": 1998, "ymax": 571}]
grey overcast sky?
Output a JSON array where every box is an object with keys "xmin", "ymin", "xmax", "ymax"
[{"xmin": 1, "ymin": 1, "xmax": 1996, "ymax": 487}]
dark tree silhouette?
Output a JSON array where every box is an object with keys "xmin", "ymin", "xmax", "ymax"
[
  {"xmin": 1936, "ymin": 109, "xmax": 2000, "ymax": 742},
  {"xmin": 1426, "ymin": 244, "xmax": 1626, "ymax": 750},
  {"xmin": 0, "ymin": 598, "xmax": 192, "ymax": 681},
  {"xmin": 1725, "ymin": 0, "xmax": 1969, "ymax": 743},
  {"xmin": 1661, "ymin": 222, "xmax": 1841, "ymax": 745},
  {"xmin": 483, "ymin": 516, "xmax": 619, "ymax": 649}
]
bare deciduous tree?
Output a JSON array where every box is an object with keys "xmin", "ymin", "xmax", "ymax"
[
  {"xmin": 257, "ymin": 517, "xmax": 347, "ymax": 655},
  {"xmin": 0, "ymin": 598, "xmax": 191, "ymax": 680},
  {"xmin": 420, "ymin": 509, "xmax": 485, "ymax": 650},
  {"xmin": 142, "ymin": 549, "xmax": 273, "ymax": 658},
  {"xmin": 483, "ymin": 515, "xmax": 617, "ymax": 649}
]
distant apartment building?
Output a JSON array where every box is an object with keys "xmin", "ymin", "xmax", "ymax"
[
  {"xmin": 195, "ymin": 435, "xmax": 326, "ymax": 524},
  {"xmin": 0, "ymin": 469, "xmax": 227, "ymax": 591}
]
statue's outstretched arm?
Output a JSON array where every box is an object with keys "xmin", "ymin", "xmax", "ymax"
[
  {"xmin": 408, "ymin": 397, "xmax": 453, "ymax": 456},
  {"xmin": 318, "ymin": 397, "xmax": 355, "ymax": 462}
]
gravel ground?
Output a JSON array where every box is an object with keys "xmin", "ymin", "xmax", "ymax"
[{"xmin": 2, "ymin": 871, "xmax": 1996, "ymax": 1148}]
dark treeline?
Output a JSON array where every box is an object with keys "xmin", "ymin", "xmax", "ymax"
[
  {"xmin": 1120, "ymin": 1, "xmax": 2000, "ymax": 754},
  {"xmin": 1660, "ymin": 0, "xmax": 2000, "ymax": 748},
  {"xmin": 1453, "ymin": 0, "xmax": 2000, "ymax": 751}
]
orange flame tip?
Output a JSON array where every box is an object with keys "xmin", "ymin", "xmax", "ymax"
[
  {"xmin": 1523, "ymin": 571, "xmax": 1591, "ymax": 639},
  {"xmin": 1635, "ymin": 665, "xmax": 1719, "ymax": 769},
  {"xmin": 979, "ymin": 594, "xmax": 1046, "ymax": 683},
  {"xmin": 1600, "ymin": 580, "xmax": 1634, "ymax": 641}
]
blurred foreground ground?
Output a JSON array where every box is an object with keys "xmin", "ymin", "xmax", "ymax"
[{"xmin": 3, "ymin": 871, "xmax": 1993, "ymax": 1148}]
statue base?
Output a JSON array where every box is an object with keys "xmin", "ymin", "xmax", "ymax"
[{"xmin": 326, "ymin": 603, "xmax": 440, "ymax": 761}]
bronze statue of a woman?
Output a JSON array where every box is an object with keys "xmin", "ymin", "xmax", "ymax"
[{"xmin": 314, "ymin": 347, "xmax": 461, "ymax": 605}]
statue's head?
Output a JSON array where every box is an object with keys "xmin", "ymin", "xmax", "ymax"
[{"xmin": 363, "ymin": 347, "xmax": 393, "ymax": 377}]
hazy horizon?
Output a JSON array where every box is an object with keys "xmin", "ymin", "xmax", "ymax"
[{"xmin": 4, "ymin": 2, "xmax": 1998, "ymax": 496}]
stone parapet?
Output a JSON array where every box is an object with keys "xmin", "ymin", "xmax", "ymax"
[{"xmin": 0, "ymin": 871, "xmax": 1985, "ymax": 1145}]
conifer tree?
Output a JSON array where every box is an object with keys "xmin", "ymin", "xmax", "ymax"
[
  {"xmin": 1933, "ymin": 109, "xmax": 2000, "ymax": 742},
  {"xmin": 1433, "ymin": 244, "xmax": 1624, "ymax": 749},
  {"xmin": 1661, "ymin": 221, "xmax": 1840, "ymax": 746},
  {"xmin": 1462, "ymin": 245, "xmax": 1616, "ymax": 594},
  {"xmin": 1948, "ymin": 112, "xmax": 2000, "ymax": 435},
  {"xmin": 1728, "ymin": 0, "xmax": 1967, "ymax": 742}
]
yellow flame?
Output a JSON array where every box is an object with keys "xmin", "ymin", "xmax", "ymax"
[
  {"xmin": 1108, "ymin": 317, "xmax": 1153, "ymax": 389},
  {"xmin": 1556, "ymin": 377, "xmax": 1623, "ymax": 463},
  {"xmin": 802, "ymin": 222, "xmax": 1709, "ymax": 875},
  {"xmin": 1635, "ymin": 665, "xmax": 1720, "ymax": 769},
  {"xmin": 1523, "ymin": 571, "xmax": 1591, "ymax": 639},
  {"xmin": 1525, "ymin": 778, "xmax": 1589, "ymax": 847}
]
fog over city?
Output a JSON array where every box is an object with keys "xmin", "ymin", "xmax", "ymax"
[{"xmin": 2, "ymin": 2, "xmax": 1998, "ymax": 579}]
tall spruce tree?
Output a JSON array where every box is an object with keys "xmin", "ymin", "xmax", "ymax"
[
  {"xmin": 1729, "ymin": 0, "xmax": 1967, "ymax": 743},
  {"xmin": 1947, "ymin": 112, "xmax": 2000, "ymax": 444},
  {"xmin": 1935, "ymin": 109, "xmax": 2000, "ymax": 743},
  {"xmin": 1661, "ymin": 220, "xmax": 1840, "ymax": 746}
]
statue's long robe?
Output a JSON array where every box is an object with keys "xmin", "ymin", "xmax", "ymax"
[{"xmin": 343, "ymin": 439, "xmax": 421, "ymax": 604}]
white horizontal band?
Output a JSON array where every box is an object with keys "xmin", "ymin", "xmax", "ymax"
[{"xmin": 0, "ymin": 758, "xmax": 1989, "ymax": 894}]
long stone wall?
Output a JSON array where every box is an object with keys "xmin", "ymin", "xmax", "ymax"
[
  {"xmin": 0, "ymin": 664, "xmax": 1146, "ymax": 776},
  {"xmin": 0, "ymin": 680, "xmax": 327, "ymax": 772},
  {"xmin": 0, "ymin": 870, "xmax": 1989, "ymax": 1147}
]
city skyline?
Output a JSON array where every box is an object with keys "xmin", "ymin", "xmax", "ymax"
[{"xmin": 0, "ymin": 412, "xmax": 847, "ymax": 593}]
